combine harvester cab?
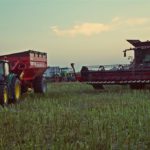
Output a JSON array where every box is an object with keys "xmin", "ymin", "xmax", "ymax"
[
  {"xmin": 0, "ymin": 50, "xmax": 47, "ymax": 105},
  {"xmin": 72, "ymin": 40, "xmax": 150, "ymax": 90}
]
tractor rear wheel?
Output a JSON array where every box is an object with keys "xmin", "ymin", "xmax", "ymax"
[
  {"xmin": 33, "ymin": 76, "xmax": 47, "ymax": 94},
  {"xmin": 0, "ymin": 84, "xmax": 9, "ymax": 105},
  {"xmin": 12, "ymin": 78, "xmax": 21, "ymax": 102}
]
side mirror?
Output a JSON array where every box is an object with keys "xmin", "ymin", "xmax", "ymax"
[{"xmin": 124, "ymin": 51, "xmax": 126, "ymax": 57}]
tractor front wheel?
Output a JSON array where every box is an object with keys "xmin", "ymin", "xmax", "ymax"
[
  {"xmin": 0, "ymin": 85, "xmax": 9, "ymax": 105},
  {"xmin": 12, "ymin": 78, "xmax": 21, "ymax": 102}
]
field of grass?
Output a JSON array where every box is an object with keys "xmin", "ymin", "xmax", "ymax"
[{"xmin": 0, "ymin": 83, "xmax": 150, "ymax": 149}]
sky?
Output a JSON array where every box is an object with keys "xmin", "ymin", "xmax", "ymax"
[{"xmin": 0, "ymin": 0, "xmax": 150, "ymax": 70}]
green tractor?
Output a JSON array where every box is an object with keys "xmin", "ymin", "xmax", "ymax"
[{"xmin": 0, "ymin": 60, "xmax": 21, "ymax": 106}]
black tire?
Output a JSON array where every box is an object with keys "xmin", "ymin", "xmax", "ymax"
[
  {"xmin": 81, "ymin": 66, "xmax": 89, "ymax": 77},
  {"xmin": 11, "ymin": 78, "xmax": 21, "ymax": 102},
  {"xmin": 54, "ymin": 74, "xmax": 60, "ymax": 82},
  {"xmin": 21, "ymin": 85, "xmax": 28, "ymax": 94},
  {"xmin": 92, "ymin": 84, "xmax": 104, "ymax": 90},
  {"xmin": 130, "ymin": 84, "xmax": 145, "ymax": 90},
  {"xmin": 33, "ymin": 76, "xmax": 47, "ymax": 94},
  {"xmin": 0, "ymin": 84, "xmax": 9, "ymax": 106}
]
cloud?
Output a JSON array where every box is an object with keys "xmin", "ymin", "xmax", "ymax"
[
  {"xmin": 125, "ymin": 18, "xmax": 148, "ymax": 26},
  {"xmin": 51, "ymin": 23, "xmax": 111, "ymax": 37},
  {"xmin": 111, "ymin": 17, "xmax": 149, "ymax": 27},
  {"xmin": 51, "ymin": 17, "xmax": 149, "ymax": 37}
]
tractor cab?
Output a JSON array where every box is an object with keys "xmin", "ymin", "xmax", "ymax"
[{"xmin": 124, "ymin": 40, "xmax": 150, "ymax": 69}]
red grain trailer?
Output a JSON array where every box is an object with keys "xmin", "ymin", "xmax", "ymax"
[{"xmin": 0, "ymin": 50, "xmax": 47, "ymax": 105}]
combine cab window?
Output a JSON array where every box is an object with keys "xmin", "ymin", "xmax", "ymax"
[
  {"xmin": 0, "ymin": 63, "xmax": 4, "ymax": 75},
  {"xmin": 143, "ymin": 54, "xmax": 150, "ymax": 63},
  {"xmin": 135, "ymin": 49, "xmax": 150, "ymax": 65}
]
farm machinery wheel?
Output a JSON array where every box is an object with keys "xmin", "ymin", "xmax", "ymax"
[
  {"xmin": 33, "ymin": 76, "xmax": 47, "ymax": 94},
  {"xmin": 21, "ymin": 85, "xmax": 28, "ymax": 94},
  {"xmin": 130, "ymin": 84, "xmax": 145, "ymax": 90},
  {"xmin": 92, "ymin": 84, "xmax": 104, "ymax": 90},
  {"xmin": 81, "ymin": 66, "xmax": 89, "ymax": 77},
  {"xmin": 12, "ymin": 78, "xmax": 21, "ymax": 102},
  {"xmin": 0, "ymin": 84, "xmax": 9, "ymax": 105}
]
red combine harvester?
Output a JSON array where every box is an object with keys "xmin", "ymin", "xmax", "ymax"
[
  {"xmin": 72, "ymin": 40, "xmax": 150, "ymax": 89},
  {"xmin": 0, "ymin": 50, "xmax": 47, "ymax": 105}
]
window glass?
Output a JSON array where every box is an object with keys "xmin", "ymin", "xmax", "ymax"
[
  {"xmin": 0, "ymin": 63, "xmax": 4, "ymax": 75},
  {"xmin": 143, "ymin": 54, "xmax": 150, "ymax": 63}
]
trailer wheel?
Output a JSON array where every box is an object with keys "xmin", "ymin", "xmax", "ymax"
[
  {"xmin": 0, "ymin": 85, "xmax": 9, "ymax": 105},
  {"xmin": 33, "ymin": 76, "xmax": 47, "ymax": 94},
  {"xmin": 21, "ymin": 85, "xmax": 28, "ymax": 94},
  {"xmin": 92, "ymin": 84, "xmax": 104, "ymax": 90},
  {"xmin": 12, "ymin": 78, "xmax": 21, "ymax": 102}
]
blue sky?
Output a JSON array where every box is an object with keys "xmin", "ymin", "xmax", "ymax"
[{"xmin": 0, "ymin": 0, "xmax": 150, "ymax": 69}]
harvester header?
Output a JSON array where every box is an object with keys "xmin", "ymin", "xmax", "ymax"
[{"xmin": 72, "ymin": 39, "xmax": 150, "ymax": 90}]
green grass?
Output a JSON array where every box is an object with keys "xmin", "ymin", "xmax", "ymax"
[{"xmin": 1, "ymin": 83, "xmax": 150, "ymax": 149}]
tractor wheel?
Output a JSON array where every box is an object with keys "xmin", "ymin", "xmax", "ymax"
[
  {"xmin": 12, "ymin": 78, "xmax": 21, "ymax": 102},
  {"xmin": 21, "ymin": 85, "xmax": 28, "ymax": 94},
  {"xmin": 0, "ymin": 85, "xmax": 9, "ymax": 105},
  {"xmin": 92, "ymin": 84, "xmax": 104, "ymax": 90},
  {"xmin": 33, "ymin": 76, "xmax": 47, "ymax": 94}
]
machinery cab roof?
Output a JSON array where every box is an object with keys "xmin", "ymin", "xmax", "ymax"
[
  {"xmin": 125, "ymin": 40, "xmax": 150, "ymax": 68},
  {"xmin": 0, "ymin": 60, "xmax": 9, "ymax": 63}
]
